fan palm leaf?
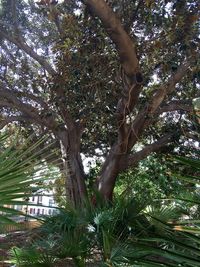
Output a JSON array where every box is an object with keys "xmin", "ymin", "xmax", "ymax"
[{"xmin": 0, "ymin": 134, "xmax": 55, "ymax": 228}]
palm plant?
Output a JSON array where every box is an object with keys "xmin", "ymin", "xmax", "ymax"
[
  {"xmin": 0, "ymin": 133, "xmax": 56, "ymax": 231},
  {"xmin": 10, "ymin": 154, "xmax": 200, "ymax": 267}
]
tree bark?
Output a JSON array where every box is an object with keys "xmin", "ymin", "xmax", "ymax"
[
  {"xmin": 56, "ymin": 127, "xmax": 87, "ymax": 206},
  {"xmin": 97, "ymin": 142, "xmax": 127, "ymax": 200},
  {"xmin": 97, "ymin": 133, "xmax": 173, "ymax": 201}
]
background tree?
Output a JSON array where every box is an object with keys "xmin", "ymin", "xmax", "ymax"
[{"xmin": 0, "ymin": 0, "xmax": 199, "ymax": 205}]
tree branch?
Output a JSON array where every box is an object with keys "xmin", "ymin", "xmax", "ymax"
[
  {"xmin": 14, "ymin": 90, "xmax": 49, "ymax": 110},
  {"xmin": 0, "ymin": 32, "xmax": 77, "ymax": 134},
  {"xmin": 11, "ymin": 0, "xmax": 20, "ymax": 35},
  {"xmin": 126, "ymin": 59, "xmax": 193, "ymax": 150},
  {"xmin": 83, "ymin": 0, "xmax": 140, "ymax": 77},
  {"xmin": 83, "ymin": 0, "xmax": 144, "ymax": 154},
  {"xmin": 125, "ymin": 133, "xmax": 173, "ymax": 169},
  {"xmin": 124, "ymin": 0, "xmax": 143, "ymax": 33},
  {"xmin": 0, "ymin": 77, "xmax": 50, "ymax": 110},
  {"xmin": 158, "ymin": 100, "xmax": 193, "ymax": 114},
  {"xmin": 0, "ymin": 29, "xmax": 56, "ymax": 76},
  {"xmin": 0, "ymin": 87, "xmax": 40, "ymax": 117},
  {"xmin": 0, "ymin": 115, "xmax": 32, "ymax": 130},
  {"xmin": 0, "ymin": 86, "xmax": 57, "ymax": 129},
  {"xmin": 148, "ymin": 60, "xmax": 192, "ymax": 115},
  {"xmin": 183, "ymin": 132, "xmax": 200, "ymax": 143}
]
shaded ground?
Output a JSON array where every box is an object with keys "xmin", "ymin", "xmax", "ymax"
[
  {"xmin": 0, "ymin": 231, "xmax": 30, "ymax": 267},
  {"xmin": 0, "ymin": 231, "xmax": 100, "ymax": 267}
]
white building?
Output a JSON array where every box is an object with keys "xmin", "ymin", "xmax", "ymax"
[
  {"xmin": 10, "ymin": 191, "xmax": 58, "ymax": 219},
  {"xmin": 26, "ymin": 193, "xmax": 57, "ymax": 216}
]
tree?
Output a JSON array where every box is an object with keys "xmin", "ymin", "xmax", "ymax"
[{"xmin": 0, "ymin": 0, "xmax": 199, "ymax": 205}]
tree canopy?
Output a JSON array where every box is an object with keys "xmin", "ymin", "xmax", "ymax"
[{"xmin": 0, "ymin": 0, "xmax": 199, "ymax": 205}]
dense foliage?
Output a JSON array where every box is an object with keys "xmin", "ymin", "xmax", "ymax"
[{"xmin": 0, "ymin": 0, "xmax": 199, "ymax": 203}]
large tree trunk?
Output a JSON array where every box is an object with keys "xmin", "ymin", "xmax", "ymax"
[
  {"xmin": 98, "ymin": 158, "xmax": 120, "ymax": 201},
  {"xmin": 56, "ymin": 128, "xmax": 87, "ymax": 206},
  {"xmin": 97, "ymin": 144, "xmax": 124, "ymax": 201},
  {"xmin": 97, "ymin": 132, "xmax": 175, "ymax": 201}
]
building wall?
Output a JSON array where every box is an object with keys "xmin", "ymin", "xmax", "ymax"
[
  {"xmin": 27, "ymin": 194, "xmax": 57, "ymax": 216},
  {"xmin": 10, "ymin": 193, "xmax": 58, "ymax": 217}
]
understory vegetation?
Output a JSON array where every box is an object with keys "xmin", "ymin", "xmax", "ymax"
[{"xmin": 6, "ymin": 151, "xmax": 200, "ymax": 267}]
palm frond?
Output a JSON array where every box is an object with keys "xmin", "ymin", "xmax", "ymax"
[{"xmin": 0, "ymin": 134, "xmax": 56, "ymax": 223}]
